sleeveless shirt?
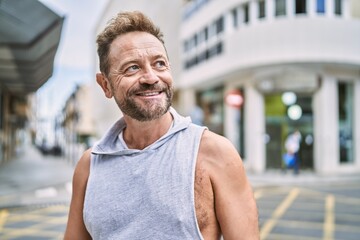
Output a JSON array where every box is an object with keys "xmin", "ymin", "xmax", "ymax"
[{"xmin": 83, "ymin": 108, "xmax": 206, "ymax": 240}]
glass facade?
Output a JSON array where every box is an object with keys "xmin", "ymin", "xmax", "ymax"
[
  {"xmin": 198, "ymin": 86, "xmax": 224, "ymax": 135},
  {"xmin": 295, "ymin": 0, "xmax": 307, "ymax": 14},
  {"xmin": 258, "ymin": 0, "xmax": 266, "ymax": 19},
  {"xmin": 335, "ymin": 0, "xmax": 342, "ymax": 15},
  {"xmin": 243, "ymin": 3, "xmax": 249, "ymax": 23},
  {"xmin": 317, "ymin": 0, "xmax": 325, "ymax": 13},
  {"xmin": 275, "ymin": 0, "xmax": 286, "ymax": 16},
  {"xmin": 265, "ymin": 93, "xmax": 313, "ymax": 169},
  {"xmin": 338, "ymin": 82, "xmax": 354, "ymax": 163}
]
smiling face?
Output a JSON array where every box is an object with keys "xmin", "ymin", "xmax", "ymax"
[{"xmin": 97, "ymin": 31, "xmax": 173, "ymax": 121}]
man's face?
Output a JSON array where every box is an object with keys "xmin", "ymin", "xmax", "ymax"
[{"xmin": 106, "ymin": 31, "xmax": 173, "ymax": 121}]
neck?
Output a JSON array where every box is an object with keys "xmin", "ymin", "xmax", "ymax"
[{"xmin": 122, "ymin": 111, "xmax": 173, "ymax": 150}]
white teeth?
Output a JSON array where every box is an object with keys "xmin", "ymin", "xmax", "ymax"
[{"xmin": 138, "ymin": 92, "xmax": 160, "ymax": 96}]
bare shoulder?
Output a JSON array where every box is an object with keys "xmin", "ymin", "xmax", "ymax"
[
  {"xmin": 198, "ymin": 129, "xmax": 247, "ymax": 193},
  {"xmin": 73, "ymin": 148, "xmax": 92, "ymax": 180},
  {"xmin": 198, "ymin": 130, "xmax": 260, "ymax": 239},
  {"xmin": 64, "ymin": 148, "xmax": 92, "ymax": 240},
  {"xmin": 199, "ymin": 129, "xmax": 243, "ymax": 171}
]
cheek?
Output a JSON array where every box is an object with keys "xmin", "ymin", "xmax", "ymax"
[
  {"xmin": 116, "ymin": 78, "xmax": 137, "ymax": 97},
  {"xmin": 161, "ymin": 72, "xmax": 173, "ymax": 86}
]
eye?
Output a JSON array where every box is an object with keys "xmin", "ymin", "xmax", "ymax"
[
  {"xmin": 126, "ymin": 65, "xmax": 140, "ymax": 74},
  {"xmin": 154, "ymin": 60, "xmax": 167, "ymax": 69}
]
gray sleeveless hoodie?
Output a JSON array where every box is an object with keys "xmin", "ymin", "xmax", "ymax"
[{"xmin": 83, "ymin": 108, "xmax": 206, "ymax": 240}]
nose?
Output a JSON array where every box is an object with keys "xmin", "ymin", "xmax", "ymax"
[{"xmin": 139, "ymin": 66, "xmax": 160, "ymax": 85}]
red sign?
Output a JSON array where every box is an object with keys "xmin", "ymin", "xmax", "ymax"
[{"xmin": 225, "ymin": 90, "xmax": 243, "ymax": 108}]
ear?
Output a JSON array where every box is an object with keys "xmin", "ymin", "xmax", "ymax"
[{"xmin": 96, "ymin": 73, "xmax": 113, "ymax": 98}]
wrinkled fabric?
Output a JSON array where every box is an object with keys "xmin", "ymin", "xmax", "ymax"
[{"xmin": 83, "ymin": 108, "xmax": 206, "ymax": 240}]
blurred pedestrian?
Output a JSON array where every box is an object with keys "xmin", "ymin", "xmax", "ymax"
[
  {"xmin": 64, "ymin": 11, "xmax": 259, "ymax": 239},
  {"xmin": 283, "ymin": 130, "xmax": 302, "ymax": 174}
]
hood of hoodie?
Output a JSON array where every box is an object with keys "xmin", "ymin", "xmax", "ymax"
[{"xmin": 91, "ymin": 107, "xmax": 191, "ymax": 156}]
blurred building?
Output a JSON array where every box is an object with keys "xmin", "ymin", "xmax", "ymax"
[
  {"xmin": 59, "ymin": 85, "xmax": 95, "ymax": 164},
  {"xmin": 179, "ymin": 0, "xmax": 360, "ymax": 174},
  {"xmin": 0, "ymin": 0, "xmax": 63, "ymax": 164}
]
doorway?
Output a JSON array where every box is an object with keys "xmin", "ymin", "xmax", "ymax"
[{"xmin": 265, "ymin": 92, "xmax": 314, "ymax": 170}]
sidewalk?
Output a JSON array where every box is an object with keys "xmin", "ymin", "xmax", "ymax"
[
  {"xmin": 247, "ymin": 169, "xmax": 360, "ymax": 188},
  {"xmin": 0, "ymin": 144, "xmax": 75, "ymax": 208},
  {"xmin": 1, "ymin": 144, "xmax": 359, "ymax": 208}
]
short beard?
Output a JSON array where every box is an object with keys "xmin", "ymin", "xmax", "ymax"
[{"xmin": 116, "ymin": 83, "xmax": 173, "ymax": 122}]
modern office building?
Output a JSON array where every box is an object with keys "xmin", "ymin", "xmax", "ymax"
[{"xmin": 178, "ymin": 0, "xmax": 360, "ymax": 175}]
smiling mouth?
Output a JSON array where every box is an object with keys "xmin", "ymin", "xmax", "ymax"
[{"xmin": 135, "ymin": 91, "xmax": 162, "ymax": 97}]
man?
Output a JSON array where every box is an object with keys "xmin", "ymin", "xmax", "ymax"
[{"xmin": 64, "ymin": 11, "xmax": 259, "ymax": 239}]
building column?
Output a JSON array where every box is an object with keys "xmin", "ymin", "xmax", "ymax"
[
  {"xmin": 286, "ymin": 0, "xmax": 295, "ymax": 18},
  {"xmin": 266, "ymin": 0, "xmax": 274, "ymax": 22},
  {"xmin": 326, "ymin": 0, "xmax": 334, "ymax": 17},
  {"xmin": 313, "ymin": 75, "xmax": 339, "ymax": 175},
  {"xmin": 244, "ymin": 84, "xmax": 265, "ymax": 173},
  {"xmin": 343, "ymin": 0, "xmax": 350, "ymax": 19},
  {"xmin": 250, "ymin": 0, "xmax": 259, "ymax": 24},
  {"xmin": 178, "ymin": 87, "xmax": 197, "ymax": 116},
  {"xmin": 308, "ymin": 0, "xmax": 316, "ymax": 17}
]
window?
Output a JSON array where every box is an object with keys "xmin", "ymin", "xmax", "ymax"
[
  {"xmin": 275, "ymin": 0, "xmax": 286, "ymax": 16},
  {"xmin": 232, "ymin": 8, "xmax": 238, "ymax": 28},
  {"xmin": 335, "ymin": 0, "xmax": 342, "ymax": 15},
  {"xmin": 338, "ymin": 82, "xmax": 354, "ymax": 163},
  {"xmin": 258, "ymin": 0, "xmax": 266, "ymax": 19},
  {"xmin": 204, "ymin": 27, "xmax": 208, "ymax": 41},
  {"xmin": 184, "ymin": 42, "xmax": 223, "ymax": 69},
  {"xmin": 197, "ymin": 27, "xmax": 207, "ymax": 45},
  {"xmin": 215, "ymin": 16, "xmax": 224, "ymax": 34},
  {"xmin": 243, "ymin": 3, "xmax": 249, "ymax": 23},
  {"xmin": 207, "ymin": 42, "xmax": 223, "ymax": 59},
  {"xmin": 197, "ymin": 50, "xmax": 208, "ymax": 64},
  {"xmin": 316, "ymin": 0, "xmax": 325, "ymax": 13},
  {"xmin": 208, "ymin": 22, "xmax": 217, "ymax": 39},
  {"xmin": 295, "ymin": 0, "xmax": 306, "ymax": 14},
  {"xmin": 183, "ymin": 40, "xmax": 189, "ymax": 52}
]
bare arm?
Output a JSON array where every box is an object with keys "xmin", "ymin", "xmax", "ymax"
[
  {"xmin": 64, "ymin": 149, "xmax": 92, "ymax": 240},
  {"xmin": 201, "ymin": 131, "xmax": 259, "ymax": 239}
]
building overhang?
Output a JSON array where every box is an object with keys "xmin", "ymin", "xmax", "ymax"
[{"xmin": 0, "ymin": 0, "xmax": 64, "ymax": 94}]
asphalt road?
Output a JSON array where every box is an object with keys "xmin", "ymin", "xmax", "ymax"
[{"xmin": 0, "ymin": 179, "xmax": 359, "ymax": 240}]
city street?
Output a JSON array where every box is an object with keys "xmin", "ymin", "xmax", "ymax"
[
  {"xmin": 0, "ymin": 146, "xmax": 360, "ymax": 239},
  {"xmin": 255, "ymin": 180, "xmax": 360, "ymax": 240}
]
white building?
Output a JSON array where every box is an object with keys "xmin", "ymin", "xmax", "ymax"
[
  {"xmin": 92, "ymin": 0, "xmax": 359, "ymax": 175},
  {"xmin": 179, "ymin": 0, "xmax": 360, "ymax": 175}
]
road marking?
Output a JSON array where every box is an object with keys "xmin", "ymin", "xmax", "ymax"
[
  {"xmin": 260, "ymin": 187, "xmax": 300, "ymax": 239},
  {"xmin": 0, "ymin": 209, "xmax": 9, "ymax": 231},
  {"xmin": 254, "ymin": 189, "xmax": 263, "ymax": 199},
  {"xmin": 35, "ymin": 187, "xmax": 58, "ymax": 198},
  {"xmin": 323, "ymin": 194, "xmax": 335, "ymax": 240}
]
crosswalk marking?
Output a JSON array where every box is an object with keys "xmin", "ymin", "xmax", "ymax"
[
  {"xmin": 0, "ymin": 209, "xmax": 8, "ymax": 231},
  {"xmin": 323, "ymin": 194, "xmax": 335, "ymax": 240},
  {"xmin": 260, "ymin": 188, "xmax": 300, "ymax": 239}
]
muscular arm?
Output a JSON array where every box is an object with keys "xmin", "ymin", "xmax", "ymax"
[
  {"xmin": 64, "ymin": 149, "xmax": 92, "ymax": 240},
  {"xmin": 200, "ymin": 130, "xmax": 259, "ymax": 240}
]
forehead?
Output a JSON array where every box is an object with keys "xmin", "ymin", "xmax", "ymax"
[{"xmin": 109, "ymin": 31, "xmax": 167, "ymax": 61}]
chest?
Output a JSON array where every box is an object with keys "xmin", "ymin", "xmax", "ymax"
[{"xmin": 84, "ymin": 146, "xmax": 203, "ymax": 239}]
